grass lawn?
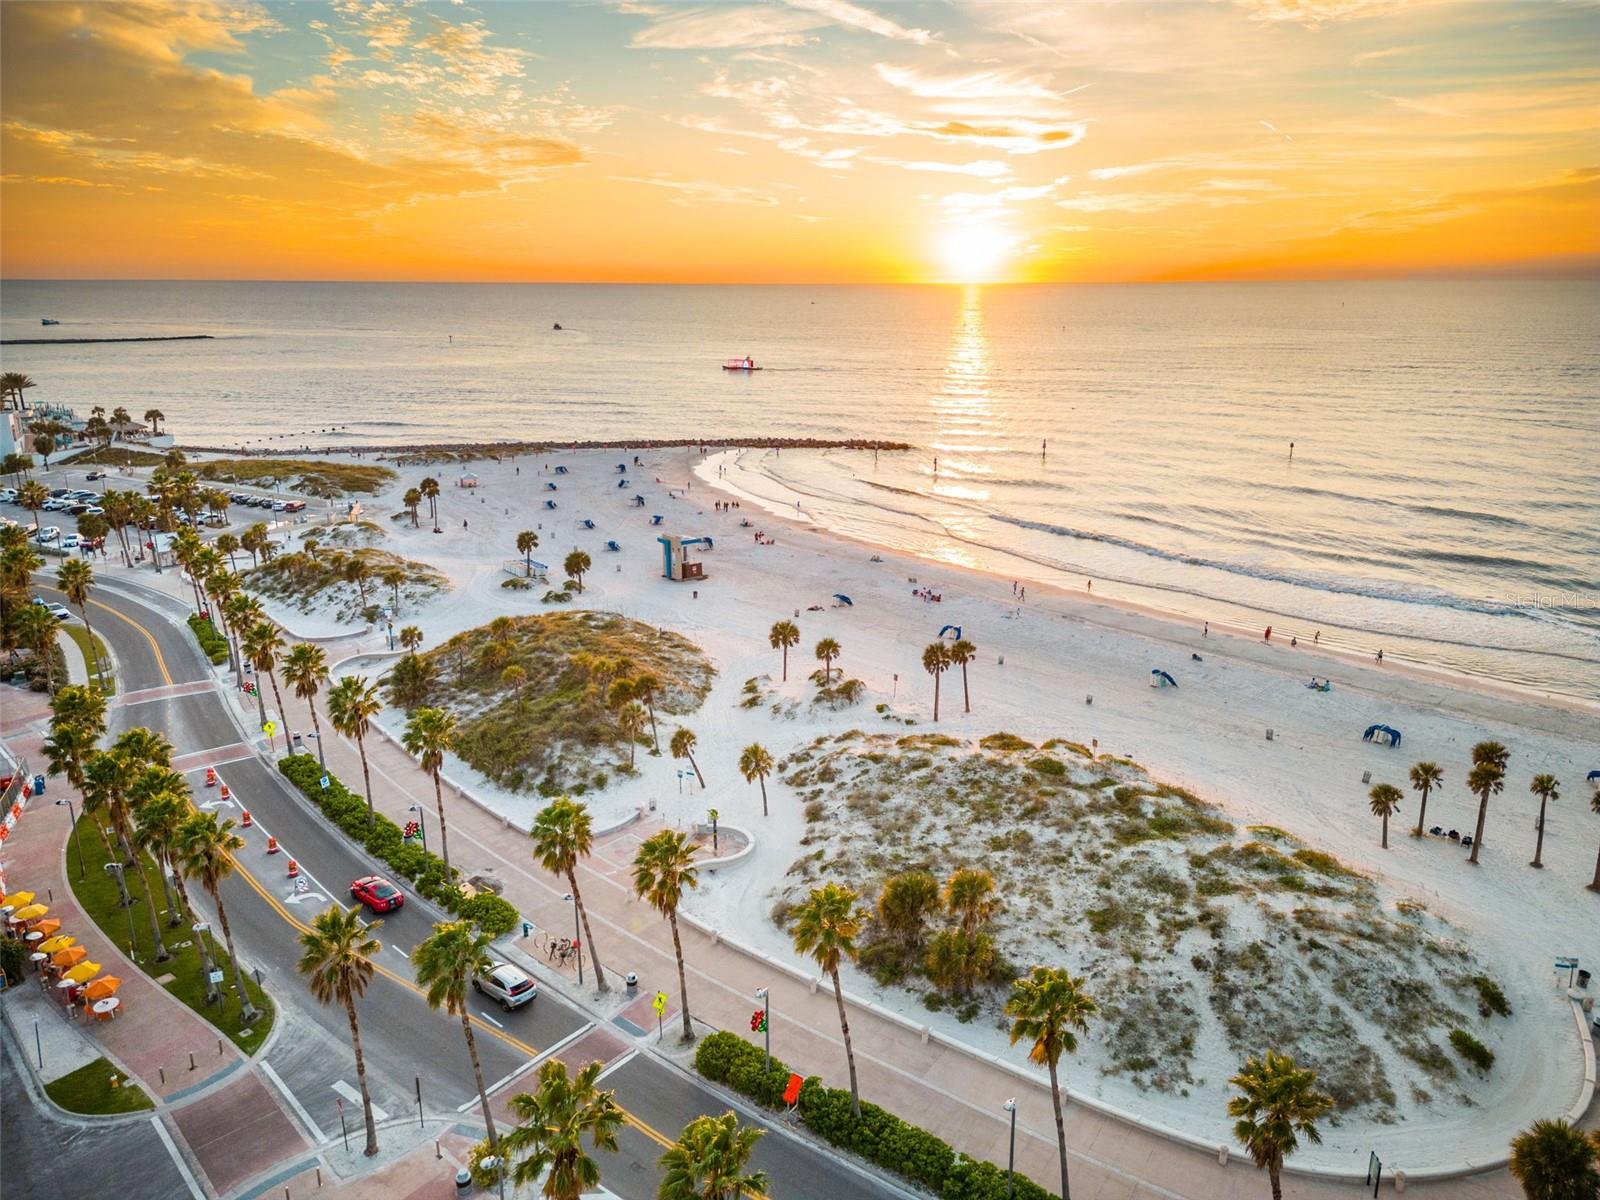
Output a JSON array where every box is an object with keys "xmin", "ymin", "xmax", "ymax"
[
  {"xmin": 61, "ymin": 624, "xmax": 114, "ymax": 694},
  {"xmin": 192, "ymin": 457, "xmax": 395, "ymax": 497},
  {"xmin": 67, "ymin": 446, "xmax": 168, "ymax": 468},
  {"xmin": 68, "ymin": 817, "xmax": 275, "ymax": 1053},
  {"xmin": 44, "ymin": 1057, "xmax": 154, "ymax": 1115}
]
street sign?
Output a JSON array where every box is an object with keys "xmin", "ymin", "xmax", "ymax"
[
  {"xmin": 263, "ymin": 720, "xmax": 277, "ymax": 736},
  {"xmin": 319, "ymin": 775, "xmax": 330, "ymax": 790},
  {"xmin": 208, "ymin": 969, "xmax": 225, "ymax": 984},
  {"xmin": 652, "ymin": 991, "xmax": 668, "ymax": 1016}
]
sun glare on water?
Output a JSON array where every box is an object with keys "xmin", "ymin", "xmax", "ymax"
[{"xmin": 937, "ymin": 223, "xmax": 1013, "ymax": 283}]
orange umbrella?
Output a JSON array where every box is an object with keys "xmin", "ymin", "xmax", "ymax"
[
  {"xmin": 82, "ymin": 976, "xmax": 121, "ymax": 1001},
  {"xmin": 32, "ymin": 918, "xmax": 61, "ymax": 938},
  {"xmin": 51, "ymin": 945, "xmax": 88, "ymax": 969},
  {"xmin": 37, "ymin": 935, "xmax": 75, "ymax": 954},
  {"xmin": 12, "ymin": 903, "xmax": 48, "ymax": 921},
  {"xmin": 63, "ymin": 962, "xmax": 101, "ymax": 985}
]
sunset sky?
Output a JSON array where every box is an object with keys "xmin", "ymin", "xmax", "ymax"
[{"xmin": 2, "ymin": 0, "xmax": 1596, "ymax": 284}]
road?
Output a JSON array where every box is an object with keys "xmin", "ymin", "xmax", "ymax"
[{"xmin": 27, "ymin": 572, "xmax": 909, "ymax": 1200}]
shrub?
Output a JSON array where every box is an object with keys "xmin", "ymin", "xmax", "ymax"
[
  {"xmin": 502, "ymin": 578, "xmax": 531, "ymax": 591},
  {"xmin": 1028, "ymin": 756, "xmax": 1066, "ymax": 777},
  {"xmin": 978, "ymin": 732, "xmax": 1032, "ymax": 752},
  {"xmin": 1448, "ymin": 1029, "xmax": 1494, "ymax": 1071},
  {"xmin": 459, "ymin": 893, "xmax": 520, "ymax": 938},
  {"xmin": 186, "ymin": 614, "xmax": 229, "ymax": 664},
  {"xmin": 1468, "ymin": 975, "xmax": 1511, "ymax": 1018}
]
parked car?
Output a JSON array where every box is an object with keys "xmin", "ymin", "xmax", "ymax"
[
  {"xmin": 0, "ymin": 489, "xmax": 17, "ymax": 503},
  {"xmin": 31, "ymin": 598, "xmax": 71, "ymax": 620},
  {"xmin": 282, "ymin": 500, "xmax": 306, "ymax": 514},
  {"xmin": 35, "ymin": 527, "xmax": 61, "ymax": 544},
  {"xmin": 42, "ymin": 498, "xmax": 69, "ymax": 512},
  {"xmin": 47, "ymin": 488, "xmax": 70, "ymax": 499},
  {"xmin": 271, "ymin": 500, "xmax": 288, "ymax": 512},
  {"xmin": 81, "ymin": 505, "xmax": 103, "ymax": 516},
  {"xmin": 473, "ymin": 962, "xmax": 537, "ymax": 1010},
  {"xmin": 60, "ymin": 533, "xmax": 81, "ymax": 550},
  {"xmin": 349, "ymin": 876, "xmax": 404, "ymax": 913}
]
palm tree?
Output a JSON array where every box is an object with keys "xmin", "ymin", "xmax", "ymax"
[
  {"xmin": 1369, "ymin": 783, "xmax": 1402, "ymax": 849},
  {"xmin": 531, "ymin": 798, "xmax": 609, "ymax": 993},
  {"xmin": 403, "ymin": 487, "xmax": 422, "ymax": 528},
  {"xmin": 618, "ymin": 701, "xmax": 647, "ymax": 768},
  {"xmin": 412, "ymin": 921, "xmax": 500, "ymax": 1149},
  {"xmin": 1228, "ymin": 1050, "xmax": 1333, "ymax": 1200},
  {"xmin": 738, "ymin": 743, "xmax": 774, "ymax": 817},
  {"xmin": 1006, "ymin": 966, "xmax": 1098, "ymax": 1200},
  {"xmin": 1508, "ymin": 1118, "xmax": 1600, "ymax": 1200},
  {"xmin": 344, "ymin": 555, "xmax": 372, "ymax": 609},
  {"xmin": 1590, "ymin": 790, "xmax": 1600, "ymax": 893},
  {"xmin": 768, "ymin": 619, "xmax": 799, "ymax": 681},
  {"xmin": 283, "ymin": 643, "xmax": 330, "ymax": 769},
  {"xmin": 16, "ymin": 603, "xmax": 58, "ymax": 692},
  {"xmin": 328, "ymin": 675, "xmax": 383, "ymax": 829},
  {"xmin": 403, "ymin": 706, "xmax": 459, "ymax": 879},
  {"xmin": 178, "ymin": 812, "xmax": 259, "ymax": 1022},
  {"xmin": 659, "ymin": 1112, "xmax": 768, "ymax": 1200},
  {"xmin": 814, "ymin": 637, "xmax": 840, "ymax": 682},
  {"xmin": 380, "ymin": 565, "xmax": 406, "ymax": 616},
  {"xmin": 298, "ymin": 905, "xmax": 382, "ymax": 1156},
  {"xmin": 243, "ymin": 621, "xmax": 288, "ymax": 751},
  {"xmin": 670, "ymin": 727, "xmax": 704, "ymax": 789},
  {"xmin": 56, "ymin": 558, "xmax": 103, "ymax": 685},
  {"xmin": 632, "ymin": 830, "xmax": 699, "ymax": 1042},
  {"xmin": 502, "ymin": 663, "xmax": 530, "ymax": 711},
  {"xmin": 501, "ymin": 1059, "xmax": 624, "ymax": 1199},
  {"xmin": 945, "ymin": 867, "xmax": 998, "ymax": 936},
  {"xmin": 948, "ymin": 638, "xmax": 976, "ymax": 713},
  {"xmin": 420, "ymin": 476, "xmax": 441, "ymax": 531},
  {"xmin": 633, "ymin": 670, "xmax": 662, "ymax": 752},
  {"xmin": 19, "ymin": 480, "xmax": 48, "ymax": 532},
  {"xmin": 564, "ymin": 550, "xmax": 591, "ymax": 593},
  {"xmin": 1410, "ymin": 762, "xmax": 1443, "ymax": 837},
  {"xmin": 144, "ymin": 408, "xmax": 164, "ymax": 435},
  {"xmin": 1467, "ymin": 741, "xmax": 1508, "ymax": 865},
  {"xmin": 516, "ymin": 530, "xmax": 540, "ymax": 576},
  {"xmin": 922, "ymin": 642, "xmax": 951, "ymax": 721},
  {"xmin": 133, "ymin": 790, "xmax": 193, "ymax": 926},
  {"xmin": 1528, "ymin": 774, "xmax": 1560, "ymax": 868},
  {"xmin": 790, "ymin": 882, "xmax": 864, "ymax": 1118},
  {"xmin": 399, "ymin": 625, "xmax": 423, "ymax": 656},
  {"xmin": 875, "ymin": 871, "xmax": 940, "ymax": 950}
]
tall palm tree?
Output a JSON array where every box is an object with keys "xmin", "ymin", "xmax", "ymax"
[
  {"xmin": 17, "ymin": 603, "xmax": 59, "ymax": 693},
  {"xmin": 144, "ymin": 408, "xmax": 164, "ymax": 435},
  {"xmin": 632, "ymin": 830, "xmax": 700, "ymax": 1042},
  {"xmin": 223, "ymin": 592, "xmax": 262, "ymax": 683},
  {"xmin": 922, "ymin": 642, "xmax": 951, "ymax": 721},
  {"xmin": 1508, "ymin": 1118, "xmax": 1600, "ymax": 1200},
  {"xmin": 1409, "ymin": 762, "xmax": 1443, "ymax": 837},
  {"xmin": 1227, "ymin": 1050, "xmax": 1333, "ymax": 1200},
  {"xmin": 55, "ymin": 557, "xmax": 103, "ymax": 685},
  {"xmin": 671, "ymin": 727, "xmax": 705, "ymax": 789},
  {"xmin": 134, "ymin": 790, "xmax": 198, "ymax": 931},
  {"xmin": 618, "ymin": 701, "xmax": 647, "ymax": 768},
  {"xmin": 814, "ymin": 637, "xmax": 841, "ymax": 682},
  {"xmin": 298, "ymin": 905, "xmax": 382, "ymax": 1156},
  {"xmin": 420, "ymin": 476, "xmax": 441, "ymax": 532},
  {"xmin": 790, "ymin": 882, "xmax": 865, "ymax": 1118},
  {"xmin": 659, "ymin": 1112, "xmax": 768, "ymax": 1200},
  {"xmin": 412, "ymin": 921, "xmax": 499, "ymax": 1148},
  {"xmin": 738, "ymin": 743, "xmax": 774, "ymax": 817},
  {"xmin": 564, "ymin": 550, "xmax": 591, "ymax": 593},
  {"xmin": 403, "ymin": 706, "xmax": 459, "ymax": 878},
  {"xmin": 403, "ymin": 487, "xmax": 422, "ymax": 528},
  {"xmin": 19, "ymin": 480, "xmax": 48, "ymax": 532},
  {"xmin": 1467, "ymin": 741, "xmax": 1508, "ymax": 865},
  {"xmin": 1006, "ymin": 966, "xmax": 1098, "ymax": 1200},
  {"xmin": 243, "ymin": 621, "xmax": 288, "ymax": 751},
  {"xmin": 768, "ymin": 620, "xmax": 799, "ymax": 681},
  {"xmin": 380, "ymin": 565, "xmax": 406, "ymax": 616},
  {"xmin": 531, "ymin": 798, "xmax": 609, "ymax": 993},
  {"xmin": 1368, "ymin": 783, "xmax": 1402, "ymax": 849},
  {"xmin": 945, "ymin": 867, "xmax": 998, "ymax": 936},
  {"xmin": 632, "ymin": 671, "xmax": 662, "ymax": 753},
  {"xmin": 516, "ymin": 529, "xmax": 540, "ymax": 576},
  {"xmin": 283, "ymin": 643, "xmax": 330, "ymax": 769},
  {"xmin": 948, "ymin": 638, "xmax": 976, "ymax": 713},
  {"xmin": 328, "ymin": 675, "xmax": 383, "ymax": 830},
  {"xmin": 501, "ymin": 1059, "xmax": 624, "ymax": 1199},
  {"xmin": 1528, "ymin": 774, "xmax": 1560, "ymax": 868},
  {"xmin": 400, "ymin": 625, "xmax": 423, "ymax": 656},
  {"xmin": 178, "ymin": 812, "xmax": 259, "ymax": 1022}
]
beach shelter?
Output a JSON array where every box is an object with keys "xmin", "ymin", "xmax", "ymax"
[
  {"xmin": 581, "ymin": 519, "xmax": 595, "ymax": 530},
  {"xmin": 544, "ymin": 499, "xmax": 558, "ymax": 510},
  {"xmin": 833, "ymin": 594, "xmax": 853, "ymax": 607},
  {"xmin": 32, "ymin": 918, "xmax": 60, "ymax": 938},
  {"xmin": 554, "ymin": 465, "xmax": 569, "ymax": 475},
  {"xmin": 63, "ymin": 962, "xmax": 100, "ymax": 985},
  {"xmin": 633, "ymin": 495, "xmax": 646, "ymax": 507},
  {"xmin": 651, "ymin": 514, "xmax": 664, "ymax": 525},
  {"xmin": 82, "ymin": 976, "xmax": 121, "ymax": 1001},
  {"xmin": 618, "ymin": 479, "xmax": 629, "ymax": 488},
  {"xmin": 37, "ymin": 935, "xmax": 75, "ymax": 955},
  {"xmin": 2, "ymin": 891, "xmax": 35, "ymax": 908},
  {"xmin": 52, "ymin": 945, "xmax": 87, "ymax": 969},
  {"xmin": 1588, "ymin": 770, "xmax": 1600, "ymax": 782},
  {"xmin": 13, "ymin": 903, "xmax": 48, "ymax": 922},
  {"xmin": 1362, "ymin": 724, "xmax": 1402, "ymax": 747},
  {"xmin": 1150, "ymin": 669, "xmax": 1178, "ymax": 688},
  {"xmin": 458, "ymin": 472, "xmax": 479, "ymax": 489},
  {"xmin": 617, "ymin": 464, "xmax": 628, "ymax": 473},
  {"xmin": 605, "ymin": 540, "xmax": 621, "ymax": 552},
  {"xmin": 938, "ymin": 624, "xmax": 962, "ymax": 640},
  {"xmin": 546, "ymin": 482, "xmax": 558, "ymax": 491}
]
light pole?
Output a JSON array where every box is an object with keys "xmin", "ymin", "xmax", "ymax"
[
  {"xmin": 408, "ymin": 804, "xmax": 428, "ymax": 854},
  {"xmin": 54, "ymin": 798, "xmax": 84, "ymax": 882},
  {"xmin": 1003, "ymin": 1099, "xmax": 1017, "ymax": 1200},
  {"xmin": 564, "ymin": 893, "xmax": 583, "ymax": 987},
  {"xmin": 755, "ymin": 986, "xmax": 771, "ymax": 1072},
  {"xmin": 104, "ymin": 862, "xmax": 138, "ymax": 954}
]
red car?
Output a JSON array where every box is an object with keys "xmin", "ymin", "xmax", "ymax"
[{"xmin": 350, "ymin": 875, "xmax": 404, "ymax": 913}]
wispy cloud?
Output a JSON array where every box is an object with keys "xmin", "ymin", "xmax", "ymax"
[
  {"xmin": 612, "ymin": 173, "xmax": 781, "ymax": 205},
  {"xmin": 866, "ymin": 156, "xmax": 1012, "ymax": 178},
  {"xmin": 782, "ymin": 0, "xmax": 935, "ymax": 45},
  {"xmin": 630, "ymin": 6, "xmax": 827, "ymax": 50}
]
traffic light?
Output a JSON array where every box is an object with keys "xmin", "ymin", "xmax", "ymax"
[{"xmin": 750, "ymin": 1008, "xmax": 767, "ymax": 1033}]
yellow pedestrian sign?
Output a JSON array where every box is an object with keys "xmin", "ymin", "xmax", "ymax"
[
  {"xmin": 652, "ymin": 990, "xmax": 668, "ymax": 1016},
  {"xmin": 263, "ymin": 720, "xmax": 277, "ymax": 736}
]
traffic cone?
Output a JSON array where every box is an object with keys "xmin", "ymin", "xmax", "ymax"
[
  {"xmin": 265, "ymin": 834, "xmax": 279, "ymax": 854},
  {"xmin": 218, "ymin": 781, "xmax": 232, "ymax": 804},
  {"xmin": 204, "ymin": 767, "xmax": 217, "ymax": 788},
  {"xmin": 286, "ymin": 858, "xmax": 299, "ymax": 879},
  {"xmin": 240, "ymin": 809, "xmax": 253, "ymax": 828}
]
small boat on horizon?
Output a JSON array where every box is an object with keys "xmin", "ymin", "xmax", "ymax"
[
  {"xmin": 722, "ymin": 356, "xmax": 760, "ymax": 371},
  {"xmin": 41, "ymin": 318, "xmax": 59, "ymax": 326}
]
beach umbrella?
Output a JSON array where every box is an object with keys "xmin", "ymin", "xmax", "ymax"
[
  {"xmin": 13, "ymin": 903, "xmax": 48, "ymax": 921},
  {"xmin": 83, "ymin": 976, "xmax": 121, "ymax": 1001},
  {"xmin": 63, "ymin": 962, "xmax": 101, "ymax": 985},
  {"xmin": 32, "ymin": 918, "xmax": 61, "ymax": 938},
  {"xmin": 52, "ymin": 945, "xmax": 88, "ymax": 969},
  {"xmin": 833, "ymin": 594, "xmax": 853, "ymax": 606},
  {"xmin": 37, "ymin": 935, "xmax": 76, "ymax": 954},
  {"xmin": 2, "ymin": 891, "xmax": 36, "ymax": 907}
]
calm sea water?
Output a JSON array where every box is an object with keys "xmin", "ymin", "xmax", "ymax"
[{"xmin": 4, "ymin": 279, "xmax": 1597, "ymax": 699}]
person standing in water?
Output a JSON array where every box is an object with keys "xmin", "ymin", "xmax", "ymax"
[
  {"xmin": 1264, "ymin": 626, "xmax": 1272, "ymax": 641},
  {"xmin": 1289, "ymin": 441, "xmax": 1295, "ymax": 459}
]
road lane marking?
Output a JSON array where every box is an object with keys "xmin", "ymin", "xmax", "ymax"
[
  {"xmin": 90, "ymin": 596, "xmax": 172, "ymax": 686},
  {"xmin": 150, "ymin": 1115, "xmax": 206, "ymax": 1200},
  {"xmin": 333, "ymin": 1079, "xmax": 388, "ymax": 1122},
  {"xmin": 261, "ymin": 1061, "xmax": 329, "ymax": 1143},
  {"xmin": 596, "ymin": 1049, "xmax": 638, "ymax": 1082},
  {"xmin": 477, "ymin": 1011, "xmax": 505, "ymax": 1029}
]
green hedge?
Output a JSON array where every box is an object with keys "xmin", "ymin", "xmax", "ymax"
[
  {"xmin": 694, "ymin": 1032, "xmax": 1052, "ymax": 1200},
  {"xmin": 278, "ymin": 754, "xmax": 504, "ymax": 922},
  {"xmin": 187, "ymin": 614, "xmax": 229, "ymax": 664}
]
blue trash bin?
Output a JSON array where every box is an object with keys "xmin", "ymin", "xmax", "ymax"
[{"xmin": 32, "ymin": 774, "xmax": 46, "ymax": 795}]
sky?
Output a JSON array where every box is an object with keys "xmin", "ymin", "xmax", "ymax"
[{"xmin": 1, "ymin": 0, "xmax": 1597, "ymax": 284}]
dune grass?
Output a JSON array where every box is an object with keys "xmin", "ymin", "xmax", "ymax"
[
  {"xmin": 45, "ymin": 1057, "xmax": 154, "ymax": 1115},
  {"xmin": 190, "ymin": 457, "xmax": 395, "ymax": 497},
  {"xmin": 66, "ymin": 446, "xmax": 168, "ymax": 468},
  {"xmin": 243, "ymin": 546, "xmax": 446, "ymax": 622}
]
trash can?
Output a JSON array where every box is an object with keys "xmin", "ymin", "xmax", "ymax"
[
  {"xmin": 32, "ymin": 774, "xmax": 45, "ymax": 796},
  {"xmin": 291, "ymin": 732, "xmax": 304, "ymax": 752},
  {"xmin": 454, "ymin": 1167, "xmax": 472, "ymax": 1193},
  {"xmin": 1578, "ymin": 969, "xmax": 1591, "ymax": 989},
  {"xmin": 626, "ymin": 972, "xmax": 639, "ymax": 994}
]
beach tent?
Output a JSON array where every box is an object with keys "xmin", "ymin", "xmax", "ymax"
[
  {"xmin": 544, "ymin": 500, "xmax": 558, "ymax": 510},
  {"xmin": 617, "ymin": 464, "xmax": 627, "ymax": 473},
  {"xmin": 554, "ymin": 465, "xmax": 569, "ymax": 475},
  {"xmin": 618, "ymin": 479, "xmax": 629, "ymax": 489},
  {"xmin": 581, "ymin": 519, "xmax": 595, "ymax": 530},
  {"xmin": 938, "ymin": 625, "xmax": 962, "ymax": 641},
  {"xmin": 458, "ymin": 472, "xmax": 479, "ymax": 488},
  {"xmin": 1150, "ymin": 669, "xmax": 1178, "ymax": 688},
  {"xmin": 605, "ymin": 540, "xmax": 621, "ymax": 552},
  {"xmin": 545, "ymin": 482, "xmax": 558, "ymax": 491},
  {"xmin": 1362, "ymin": 724, "xmax": 1402, "ymax": 747},
  {"xmin": 1588, "ymin": 770, "xmax": 1600, "ymax": 782},
  {"xmin": 651, "ymin": 514, "xmax": 664, "ymax": 526},
  {"xmin": 833, "ymin": 594, "xmax": 853, "ymax": 607},
  {"xmin": 634, "ymin": 495, "xmax": 646, "ymax": 507}
]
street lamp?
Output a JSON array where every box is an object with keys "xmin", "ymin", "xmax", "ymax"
[
  {"xmin": 54, "ymin": 798, "xmax": 84, "ymax": 882},
  {"xmin": 103, "ymin": 862, "xmax": 139, "ymax": 954},
  {"xmin": 563, "ymin": 893, "xmax": 584, "ymax": 987},
  {"xmin": 408, "ymin": 804, "xmax": 428, "ymax": 854},
  {"xmin": 1003, "ymin": 1099, "xmax": 1017, "ymax": 1200},
  {"xmin": 755, "ymin": 986, "xmax": 771, "ymax": 1072}
]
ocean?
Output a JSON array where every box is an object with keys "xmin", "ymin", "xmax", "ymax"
[{"xmin": 3, "ymin": 279, "xmax": 1597, "ymax": 700}]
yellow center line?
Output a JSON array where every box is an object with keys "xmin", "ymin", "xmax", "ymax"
[
  {"xmin": 89, "ymin": 595, "xmax": 173, "ymax": 686},
  {"xmin": 229, "ymin": 856, "xmax": 677, "ymax": 1151}
]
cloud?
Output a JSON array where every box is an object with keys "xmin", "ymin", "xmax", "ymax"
[
  {"xmin": 630, "ymin": 6, "xmax": 827, "ymax": 50},
  {"xmin": 866, "ymin": 157, "xmax": 1013, "ymax": 177},
  {"xmin": 782, "ymin": 0, "xmax": 934, "ymax": 45},
  {"xmin": 612, "ymin": 174, "xmax": 781, "ymax": 205},
  {"xmin": 922, "ymin": 120, "xmax": 1086, "ymax": 155},
  {"xmin": 1232, "ymin": 0, "xmax": 1411, "ymax": 27},
  {"xmin": 875, "ymin": 63, "xmax": 1070, "ymax": 105},
  {"xmin": 1351, "ymin": 44, "xmax": 1422, "ymax": 66},
  {"xmin": 1089, "ymin": 162, "xmax": 1171, "ymax": 180}
]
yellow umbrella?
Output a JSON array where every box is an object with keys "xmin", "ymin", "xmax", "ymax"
[
  {"xmin": 63, "ymin": 962, "xmax": 100, "ymax": 985},
  {"xmin": 2, "ymin": 890, "xmax": 35, "ymax": 907},
  {"xmin": 32, "ymin": 918, "xmax": 61, "ymax": 938},
  {"xmin": 12, "ymin": 903, "xmax": 48, "ymax": 921},
  {"xmin": 37, "ymin": 935, "xmax": 75, "ymax": 954},
  {"xmin": 82, "ymin": 976, "xmax": 121, "ymax": 1001},
  {"xmin": 52, "ymin": 945, "xmax": 88, "ymax": 969}
]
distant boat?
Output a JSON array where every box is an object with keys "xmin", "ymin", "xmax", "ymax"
[
  {"xmin": 553, "ymin": 322, "xmax": 563, "ymax": 330},
  {"xmin": 41, "ymin": 318, "xmax": 59, "ymax": 326},
  {"xmin": 722, "ymin": 356, "xmax": 760, "ymax": 371}
]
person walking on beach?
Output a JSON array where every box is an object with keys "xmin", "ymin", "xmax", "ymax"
[
  {"xmin": 1264, "ymin": 626, "xmax": 1272, "ymax": 641},
  {"xmin": 1314, "ymin": 630, "xmax": 1320, "ymax": 644},
  {"xmin": 1376, "ymin": 648, "xmax": 1384, "ymax": 663},
  {"xmin": 1203, "ymin": 622, "xmax": 1209, "ymax": 637}
]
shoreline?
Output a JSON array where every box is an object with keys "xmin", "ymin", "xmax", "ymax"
[
  {"xmin": 2, "ymin": 334, "xmax": 214, "ymax": 345},
  {"xmin": 176, "ymin": 436, "xmax": 913, "ymax": 460}
]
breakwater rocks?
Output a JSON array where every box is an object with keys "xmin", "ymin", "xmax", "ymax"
[
  {"xmin": 179, "ymin": 437, "xmax": 912, "ymax": 462},
  {"xmin": 2, "ymin": 335, "xmax": 215, "ymax": 346}
]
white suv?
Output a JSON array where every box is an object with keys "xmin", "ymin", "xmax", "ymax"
[{"xmin": 473, "ymin": 962, "xmax": 537, "ymax": 1010}]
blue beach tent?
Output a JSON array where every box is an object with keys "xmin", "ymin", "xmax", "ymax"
[
  {"xmin": 617, "ymin": 464, "xmax": 627, "ymax": 473},
  {"xmin": 1588, "ymin": 770, "xmax": 1600, "ymax": 782},
  {"xmin": 938, "ymin": 625, "xmax": 962, "ymax": 641},
  {"xmin": 1362, "ymin": 724, "xmax": 1402, "ymax": 747},
  {"xmin": 618, "ymin": 479, "xmax": 629, "ymax": 488},
  {"xmin": 650, "ymin": 514, "xmax": 664, "ymax": 526},
  {"xmin": 605, "ymin": 540, "xmax": 621, "ymax": 552},
  {"xmin": 544, "ymin": 499, "xmax": 558, "ymax": 510},
  {"xmin": 554, "ymin": 465, "xmax": 569, "ymax": 475},
  {"xmin": 633, "ymin": 495, "xmax": 646, "ymax": 507},
  {"xmin": 833, "ymin": 594, "xmax": 853, "ymax": 607},
  {"xmin": 1150, "ymin": 669, "xmax": 1178, "ymax": 688},
  {"xmin": 581, "ymin": 519, "xmax": 595, "ymax": 530},
  {"xmin": 546, "ymin": 482, "xmax": 558, "ymax": 491}
]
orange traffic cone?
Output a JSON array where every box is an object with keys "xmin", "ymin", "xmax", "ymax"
[
  {"xmin": 218, "ymin": 781, "xmax": 232, "ymax": 804},
  {"xmin": 240, "ymin": 809, "xmax": 253, "ymax": 828},
  {"xmin": 204, "ymin": 767, "xmax": 217, "ymax": 788},
  {"xmin": 265, "ymin": 834, "xmax": 279, "ymax": 854},
  {"xmin": 286, "ymin": 858, "xmax": 299, "ymax": 879}
]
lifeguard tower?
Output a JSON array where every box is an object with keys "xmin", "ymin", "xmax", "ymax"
[{"xmin": 658, "ymin": 535, "xmax": 712, "ymax": 582}]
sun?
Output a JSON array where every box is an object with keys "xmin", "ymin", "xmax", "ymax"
[{"xmin": 936, "ymin": 223, "xmax": 1014, "ymax": 283}]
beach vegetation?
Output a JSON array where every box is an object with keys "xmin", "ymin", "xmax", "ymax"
[
  {"xmin": 242, "ymin": 547, "xmax": 446, "ymax": 623},
  {"xmin": 1228, "ymin": 1050, "xmax": 1333, "ymax": 1200},
  {"xmin": 768, "ymin": 619, "xmax": 800, "ymax": 680},
  {"xmin": 1508, "ymin": 1119, "xmax": 1600, "ymax": 1200},
  {"xmin": 1466, "ymin": 974, "xmax": 1512, "ymax": 1018},
  {"xmin": 67, "ymin": 445, "xmax": 167, "ymax": 468},
  {"xmin": 189, "ymin": 457, "xmax": 395, "ymax": 497},
  {"xmin": 1448, "ymin": 1029, "xmax": 1495, "ymax": 1071}
]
